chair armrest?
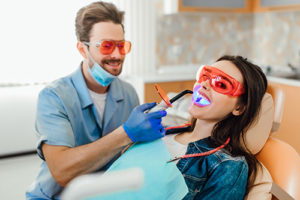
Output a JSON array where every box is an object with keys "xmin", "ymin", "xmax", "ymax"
[{"xmin": 271, "ymin": 182, "xmax": 294, "ymax": 200}]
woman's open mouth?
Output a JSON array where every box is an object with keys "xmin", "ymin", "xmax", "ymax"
[{"xmin": 192, "ymin": 89, "xmax": 211, "ymax": 107}]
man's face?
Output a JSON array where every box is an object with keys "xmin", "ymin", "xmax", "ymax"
[{"xmin": 87, "ymin": 21, "xmax": 126, "ymax": 76}]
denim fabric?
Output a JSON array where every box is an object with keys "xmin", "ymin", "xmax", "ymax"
[
  {"xmin": 177, "ymin": 137, "xmax": 248, "ymax": 200},
  {"xmin": 26, "ymin": 65, "xmax": 139, "ymax": 199}
]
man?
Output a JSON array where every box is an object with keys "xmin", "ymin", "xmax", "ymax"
[{"xmin": 26, "ymin": 1, "xmax": 166, "ymax": 199}]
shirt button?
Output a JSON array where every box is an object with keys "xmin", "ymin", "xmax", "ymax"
[{"xmin": 189, "ymin": 143, "xmax": 194, "ymax": 148}]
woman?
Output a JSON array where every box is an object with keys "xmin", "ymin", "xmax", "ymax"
[{"xmin": 163, "ymin": 55, "xmax": 267, "ymax": 199}]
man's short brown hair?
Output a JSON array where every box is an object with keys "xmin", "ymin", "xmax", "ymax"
[{"xmin": 75, "ymin": 1, "xmax": 124, "ymax": 42}]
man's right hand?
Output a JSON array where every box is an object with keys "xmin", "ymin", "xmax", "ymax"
[{"xmin": 123, "ymin": 102, "xmax": 167, "ymax": 142}]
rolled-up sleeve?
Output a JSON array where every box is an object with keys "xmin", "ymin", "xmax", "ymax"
[{"xmin": 35, "ymin": 87, "xmax": 75, "ymax": 160}]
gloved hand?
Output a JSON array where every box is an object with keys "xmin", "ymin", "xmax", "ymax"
[{"xmin": 123, "ymin": 102, "xmax": 167, "ymax": 142}]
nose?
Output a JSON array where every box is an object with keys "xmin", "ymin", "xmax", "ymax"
[
  {"xmin": 200, "ymin": 79, "xmax": 211, "ymax": 91},
  {"xmin": 110, "ymin": 45, "xmax": 122, "ymax": 58}
]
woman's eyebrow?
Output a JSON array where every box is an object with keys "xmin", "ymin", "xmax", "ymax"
[{"xmin": 217, "ymin": 73, "xmax": 230, "ymax": 80}]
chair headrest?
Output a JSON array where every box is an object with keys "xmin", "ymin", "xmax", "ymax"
[
  {"xmin": 267, "ymin": 84, "xmax": 285, "ymax": 133},
  {"xmin": 241, "ymin": 93, "xmax": 274, "ymax": 154},
  {"xmin": 165, "ymin": 92, "xmax": 275, "ymax": 155}
]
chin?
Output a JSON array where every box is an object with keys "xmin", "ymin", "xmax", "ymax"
[
  {"xmin": 188, "ymin": 104, "xmax": 197, "ymax": 117},
  {"xmin": 112, "ymin": 68, "xmax": 122, "ymax": 76},
  {"xmin": 106, "ymin": 66, "xmax": 122, "ymax": 76},
  {"xmin": 189, "ymin": 102, "xmax": 209, "ymax": 117}
]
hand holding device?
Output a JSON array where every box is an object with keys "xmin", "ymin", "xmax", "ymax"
[{"xmin": 123, "ymin": 102, "xmax": 167, "ymax": 142}]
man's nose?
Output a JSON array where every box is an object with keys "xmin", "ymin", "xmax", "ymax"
[{"xmin": 110, "ymin": 46, "xmax": 122, "ymax": 58}]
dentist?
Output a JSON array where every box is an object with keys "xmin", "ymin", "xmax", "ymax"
[{"xmin": 26, "ymin": 1, "xmax": 166, "ymax": 199}]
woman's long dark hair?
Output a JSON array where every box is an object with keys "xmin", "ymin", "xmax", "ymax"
[{"xmin": 191, "ymin": 55, "xmax": 267, "ymax": 194}]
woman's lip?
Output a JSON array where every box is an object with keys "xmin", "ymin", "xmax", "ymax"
[
  {"xmin": 192, "ymin": 90, "xmax": 211, "ymax": 107},
  {"xmin": 193, "ymin": 102, "xmax": 207, "ymax": 107},
  {"xmin": 198, "ymin": 91, "xmax": 210, "ymax": 102}
]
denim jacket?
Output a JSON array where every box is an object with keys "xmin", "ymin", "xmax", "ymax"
[{"xmin": 177, "ymin": 137, "xmax": 248, "ymax": 200}]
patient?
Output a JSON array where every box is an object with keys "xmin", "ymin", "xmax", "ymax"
[{"xmin": 162, "ymin": 55, "xmax": 268, "ymax": 199}]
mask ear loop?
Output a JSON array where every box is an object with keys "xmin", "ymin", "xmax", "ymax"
[{"xmin": 83, "ymin": 43, "xmax": 97, "ymax": 69}]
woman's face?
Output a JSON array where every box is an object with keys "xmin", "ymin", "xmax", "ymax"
[{"xmin": 189, "ymin": 60, "xmax": 244, "ymax": 123}]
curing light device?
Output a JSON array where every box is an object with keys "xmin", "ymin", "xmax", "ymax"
[
  {"xmin": 147, "ymin": 84, "xmax": 193, "ymax": 113},
  {"xmin": 192, "ymin": 84, "xmax": 211, "ymax": 107}
]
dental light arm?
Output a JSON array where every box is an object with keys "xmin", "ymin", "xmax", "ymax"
[
  {"xmin": 170, "ymin": 90, "xmax": 193, "ymax": 103},
  {"xmin": 147, "ymin": 84, "xmax": 193, "ymax": 113}
]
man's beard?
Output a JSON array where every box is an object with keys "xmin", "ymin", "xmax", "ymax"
[{"xmin": 97, "ymin": 58, "xmax": 124, "ymax": 76}]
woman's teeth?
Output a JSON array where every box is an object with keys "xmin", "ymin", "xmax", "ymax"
[{"xmin": 193, "ymin": 92, "xmax": 211, "ymax": 106}]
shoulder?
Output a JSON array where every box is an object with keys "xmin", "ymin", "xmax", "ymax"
[
  {"xmin": 112, "ymin": 78, "xmax": 139, "ymax": 103},
  {"xmin": 208, "ymin": 151, "xmax": 249, "ymax": 183},
  {"xmin": 115, "ymin": 78, "xmax": 137, "ymax": 94},
  {"xmin": 45, "ymin": 74, "xmax": 74, "ymax": 92},
  {"xmin": 211, "ymin": 150, "xmax": 248, "ymax": 170},
  {"xmin": 38, "ymin": 75, "xmax": 76, "ymax": 106},
  {"xmin": 194, "ymin": 138, "xmax": 248, "ymax": 174}
]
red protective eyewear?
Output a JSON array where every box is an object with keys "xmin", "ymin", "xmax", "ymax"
[
  {"xmin": 84, "ymin": 40, "xmax": 131, "ymax": 55},
  {"xmin": 197, "ymin": 66, "xmax": 245, "ymax": 96}
]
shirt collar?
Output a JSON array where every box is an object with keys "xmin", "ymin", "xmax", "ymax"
[
  {"xmin": 71, "ymin": 64, "xmax": 92, "ymax": 108},
  {"xmin": 71, "ymin": 63, "xmax": 124, "ymax": 109},
  {"xmin": 108, "ymin": 76, "xmax": 124, "ymax": 102}
]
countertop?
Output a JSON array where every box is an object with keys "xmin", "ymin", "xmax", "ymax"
[
  {"xmin": 135, "ymin": 73, "xmax": 300, "ymax": 87},
  {"xmin": 125, "ymin": 64, "xmax": 300, "ymax": 86},
  {"xmin": 267, "ymin": 76, "xmax": 300, "ymax": 87}
]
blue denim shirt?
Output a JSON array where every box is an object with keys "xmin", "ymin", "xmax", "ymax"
[
  {"xmin": 177, "ymin": 137, "xmax": 248, "ymax": 200},
  {"xmin": 26, "ymin": 65, "xmax": 139, "ymax": 199}
]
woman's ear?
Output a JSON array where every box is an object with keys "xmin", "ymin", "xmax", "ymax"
[
  {"xmin": 77, "ymin": 42, "xmax": 88, "ymax": 59},
  {"xmin": 232, "ymin": 104, "xmax": 246, "ymax": 116}
]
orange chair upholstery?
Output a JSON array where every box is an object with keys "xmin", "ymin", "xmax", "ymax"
[
  {"xmin": 256, "ymin": 137, "xmax": 300, "ymax": 200},
  {"xmin": 256, "ymin": 84, "xmax": 300, "ymax": 200}
]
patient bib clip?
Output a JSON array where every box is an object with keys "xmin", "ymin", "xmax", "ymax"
[{"xmin": 167, "ymin": 137, "xmax": 231, "ymax": 163}]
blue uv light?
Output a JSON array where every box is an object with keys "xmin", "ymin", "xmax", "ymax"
[{"xmin": 192, "ymin": 85, "xmax": 211, "ymax": 106}]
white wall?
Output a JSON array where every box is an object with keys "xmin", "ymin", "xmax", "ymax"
[
  {"xmin": 0, "ymin": 0, "xmax": 96, "ymax": 84},
  {"xmin": 0, "ymin": 1, "xmax": 157, "ymax": 154},
  {"xmin": 0, "ymin": 0, "xmax": 156, "ymax": 83}
]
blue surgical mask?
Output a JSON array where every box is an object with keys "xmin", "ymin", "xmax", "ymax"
[{"xmin": 88, "ymin": 62, "xmax": 116, "ymax": 87}]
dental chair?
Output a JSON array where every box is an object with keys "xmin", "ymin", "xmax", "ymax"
[
  {"xmin": 165, "ymin": 83, "xmax": 299, "ymax": 200},
  {"xmin": 254, "ymin": 84, "xmax": 300, "ymax": 200},
  {"xmin": 222, "ymin": 83, "xmax": 299, "ymax": 200}
]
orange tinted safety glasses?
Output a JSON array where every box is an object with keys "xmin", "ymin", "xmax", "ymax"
[
  {"xmin": 197, "ymin": 66, "xmax": 245, "ymax": 96},
  {"xmin": 84, "ymin": 40, "xmax": 131, "ymax": 55}
]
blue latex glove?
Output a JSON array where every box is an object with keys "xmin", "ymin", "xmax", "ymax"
[{"xmin": 123, "ymin": 102, "xmax": 167, "ymax": 142}]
